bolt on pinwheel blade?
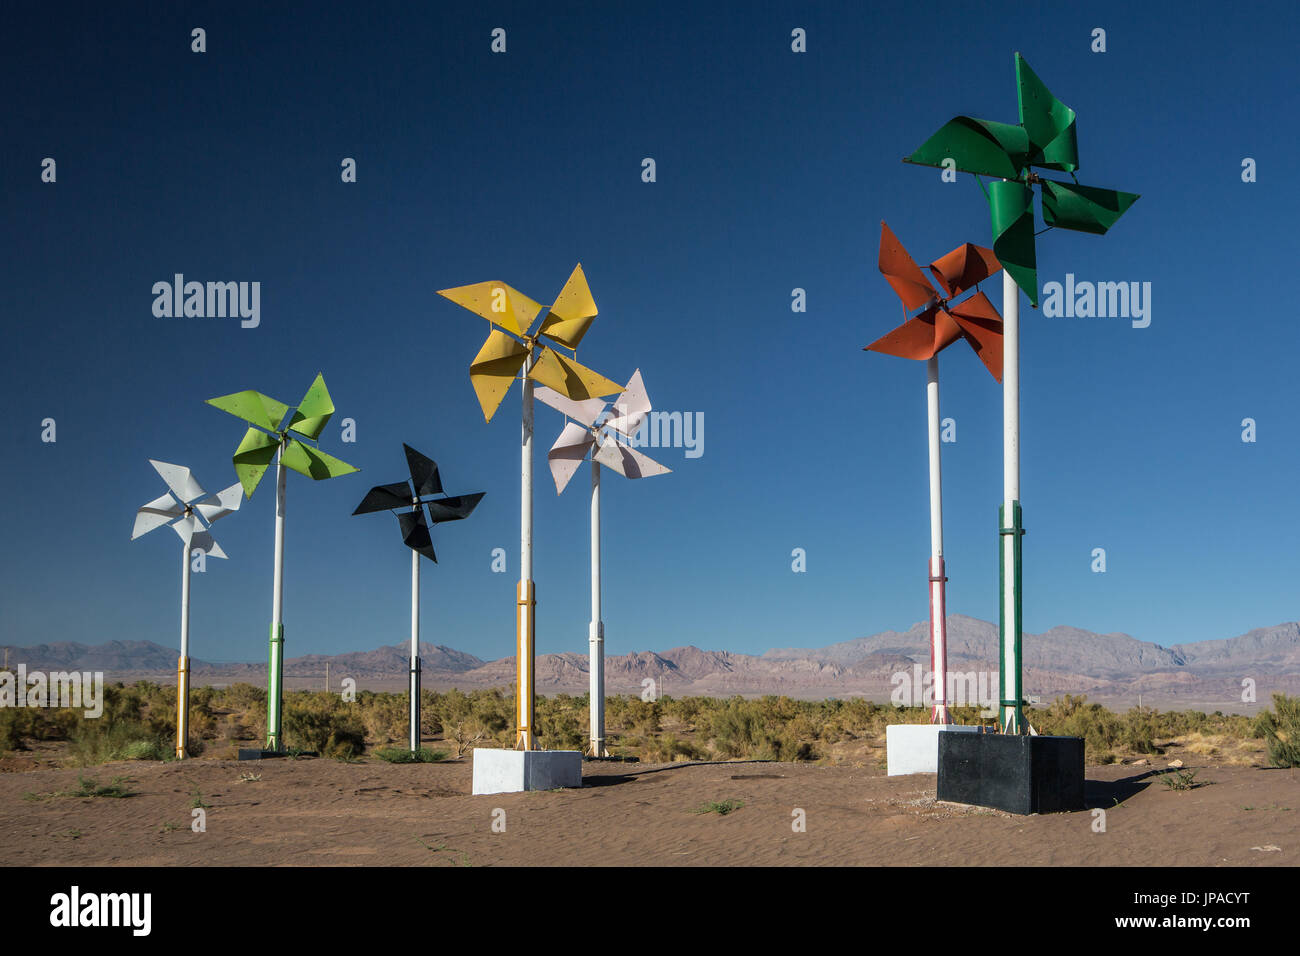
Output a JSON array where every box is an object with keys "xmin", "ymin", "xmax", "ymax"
[
  {"xmin": 606, "ymin": 368, "xmax": 653, "ymax": 438},
  {"xmin": 398, "ymin": 507, "xmax": 437, "ymax": 563},
  {"xmin": 529, "ymin": 346, "xmax": 624, "ymax": 402},
  {"xmin": 538, "ymin": 263, "xmax": 598, "ymax": 350},
  {"xmin": 879, "ymin": 222, "xmax": 939, "ymax": 312},
  {"xmin": 425, "ymin": 491, "xmax": 485, "ymax": 524},
  {"xmin": 1040, "ymin": 180, "xmax": 1140, "ymax": 235},
  {"xmin": 190, "ymin": 530, "xmax": 228, "ymax": 560},
  {"xmin": 132, "ymin": 491, "xmax": 184, "ymax": 539},
  {"xmin": 149, "ymin": 460, "xmax": 205, "ymax": 504},
  {"xmin": 353, "ymin": 481, "xmax": 414, "ymax": 515},
  {"xmin": 403, "ymin": 444, "xmax": 442, "ymax": 497},
  {"xmin": 534, "ymin": 385, "xmax": 608, "ymax": 428},
  {"xmin": 280, "ymin": 439, "xmax": 359, "ymax": 481},
  {"xmin": 989, "ymin": 179, "xmax": 1039, "ymax": 306},
  {"xmin": 288, "ymin": 373, "xmax": 335, "ymax": 440},
  {"xmin": 194, "ymin": 483, "xmax": 243, "ymax": 525},
  {"xmin": 469, "ymin": 329, "xmax": 530, "ymax": 423},
  {"xmin": 206, "ymin": 390, "xmax": 290, "ymax": 432},
  {"xmin": 903, "ymin": 116, "xmax": 1029, "ymax": 179},
  {"xmin": 948, "ymin": 291, "xmax": 1005, "ymax": 383},
  {"xmin": 233, "ymin": 427, "xmax": 280, "ymax": 497},
  {"xmin": 865, "ymin": 306, "xmax": 945, "ymax": 360},
  {"xmin": 928, "ymin": 243, "xmax": 1001, "ymax": 299},
  {"xmin": 1015, "ymin": 53, "xmax": 1079, "ymax": 173},
  {"xmin": 438, "ymin": 280, "xmax": 543, "ymax": 338},
  {"xmin": 593, "ymin": 437, "xmax": 672, "ymax": 480},
  {"xmin": 547, "ymin": 421, "xmax": 597, "ymax": 494}
]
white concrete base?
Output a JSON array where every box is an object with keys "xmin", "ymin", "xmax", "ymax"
[
  {"xmin": 471, "ymin": 748, "xmax": 583, "ymax": 795},
  {"xmin": 886, "ymin": 724, "xmax": 982, "ymax": 776}
]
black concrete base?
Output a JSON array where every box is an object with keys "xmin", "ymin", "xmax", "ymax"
[{"xmin": 937, "ymin": 732, "xmax": 1085, "ymax": 814}]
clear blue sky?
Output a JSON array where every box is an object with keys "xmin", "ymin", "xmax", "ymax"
[{"xmin": 3, "ymin": 1, "xmax": 1297, "ymax": 665}]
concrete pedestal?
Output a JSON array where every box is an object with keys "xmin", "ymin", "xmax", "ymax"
[
  {"xmin": 937, "ymin": 732, "xmax": 1085, "ymax": 814},
  {"xmin": 471, "ymin": 748, "xmax": 583, "ymax": 795},
  {"xmin": 886, "ymin": 724, "xmax": 983, "ymax": 776}
]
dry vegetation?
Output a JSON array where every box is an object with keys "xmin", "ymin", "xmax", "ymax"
[{"xmin": 2, "ymin": 678, "xmax": 1294, "ymax": 771}]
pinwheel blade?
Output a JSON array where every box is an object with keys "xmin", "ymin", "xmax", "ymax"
[
  {"xmin": 534, "ymin": 386, "xmax": 607, "ymax": 428},
  {"xmin": 470, "ymin": 329, "xmax": 529, "ymax": 423},
  {"xmin": 865, "ymin": 306, "xmax": 946, "ymax": 360},
  {"xmin": 529, "ymin": 346, "xmax": 624, "ymax": 402},
  {"xmin": 1040, "ymin": 180, "xmax": 1140, "ymax": 236},
  {"xmin": 593, "ymin": 438, "xmax": 672, "ymax": 481},
  {"xmin": 547, "ymin": 421, "xmax": 597, "ymax": 494},
  {"xmin": 398, "ymin": 507, "xmax": 437, "ymax": 563},
  {"xmin": 538, "ymin": 263, "xmax": 598, "ymax": 350},
  {"xmin": 233, "ymin": 427, "xmax": 280, "ymax": 497},
  {"xmin": 928, "ymin": 242, "xmax": 1001, "ymax": 299},
  {"xmin": 353, "ymin": 481, "xmax": 414, "ymax": 515},
  {"xmin": 402, "ymin": 444, "xmax": 442, "ymax": 497},
  {"xmin": 425, "ymin": 491, "xmax": 485, "ymax": 524},
  {"xmin": 988, "ymin": 179, "xmax": 1039, "ymax": 306},
  {"xmin": 1016, "ymin": 53, "xmax": 1079, "ymax": 173},
  {"xmin": 949, "ymin": 291, "xmax": 1005, "ymax": 383},
  {"xmin": 190, "ymin": 530, "xmax": 227, "ymax": 560},
  {"xmin": 132, "ymin": 492, "xmax": 183, "ymax": 539},
  {"xmin": 437, "ymin": 280, "xmax": 543, "ymax": 338},
  {"xmin": 903, "ymin": 116, "xmax": 1029, "ymax": 179},
  {"xmin": 169, "ymin": 513, "xmax": 203, "ymax": 548},
  {"xmin": 288, "ymin": 373, "xmax": 335, "ymax": 440},
  {"xmin": 606, "ymin": 368, "xmax": 653, "ymax": 438},
  {"xmin": 194, "ymin": 483, "xmax": 243, "ymax": 525},
  {"xmin": 878, "ymin": 222, "xmax": 939, "ymax": 311},
  {"xmin": 206, "ymin": 390, "xmax": 290, "ymax": 432},
  {"xmin": 280, "ymin": 440, "xmax": 360, "ymax": 481},
  {"xmin": 149, "ymin": 460, "xmax": 205, "ymax": 504}
]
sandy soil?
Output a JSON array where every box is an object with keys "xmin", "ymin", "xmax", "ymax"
[{"xmin": 0, "ymin": 757, "xmax": 1293, "ymax": 866}]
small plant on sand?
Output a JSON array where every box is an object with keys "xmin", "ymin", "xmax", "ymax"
[
  {"xmin": 238, "ymin": 772, "xmax": 261, "ymax": 782},
  {"xmin": 1161, "ymin": 768, "xmax": 1206, "ymax": 791},
  {"xmin": 692, "ymin": 798, "xmax": 744, "ymax": 816},
  {"xmin": 189, "ymin": 787, "xmax": 209, "ymax": 810},
  {"xmin": 375, "ymin": 747, "xmax": 448, "ymax": 764}
]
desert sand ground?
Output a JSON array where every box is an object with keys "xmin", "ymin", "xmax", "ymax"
[{"xmin": 0, "ymin": 757, "xmax": 1294, "ymax": 866}]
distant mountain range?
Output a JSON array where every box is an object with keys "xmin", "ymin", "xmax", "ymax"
[{"xmin": 5, "ymin": 615, "xmax": 1297, "ymax": 711}]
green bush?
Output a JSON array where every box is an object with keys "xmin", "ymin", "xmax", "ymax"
[
  {"xmin": 1254, "ymin": 693, "xmax": 1300, "ymax": 768},
  {"xmin": 374, "ymin": 747, "xmax": 448, "ymax": 763},
  {"xmin": 282, "ymin": 692, "xmax": 367, "ymax": 759}
]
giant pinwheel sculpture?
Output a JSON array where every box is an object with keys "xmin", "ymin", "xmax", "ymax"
[
  {"xmin": 866, "ymin": 223, "xmax": 1003, "ymax": 724},
  {"xmin": 535, "ymin": 369, "xmax": 671, "ymax": 755},
  {"xmin": 353, "ymin": 444, "xmax": 484, "ymax": 752},
  {"xmin": 206, "ymin": 373, "xmax": 359, "ymax": 752},
  {"xmin": 131, "ymin": 460, "xmax": 242, "ymax": 758},
  {"xmin": 438, "ymin": 264, "xmax": 624, "ymax": 750},
  {"xmin": 903, "ymin": 52, "xmax": 1139, "ymax": 306},
  {"xmin": 903, "ymin": 52, "xmax": 1139, "ymax": 732}
]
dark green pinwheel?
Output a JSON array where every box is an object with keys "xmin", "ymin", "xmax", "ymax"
[{"xmin": 904, "ymin": 53, "xmax": 1139, "ymax": 305}]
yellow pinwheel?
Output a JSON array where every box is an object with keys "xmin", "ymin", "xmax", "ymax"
[{"xmin": 438, "ymin": 264, "xmax": 624, "ymax": 422}]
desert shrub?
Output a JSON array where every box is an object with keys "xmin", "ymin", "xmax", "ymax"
[
  {"xmin": 282, "ymin": 692, "xmax": 367, "ymax": 758},
  {"xmin": 356, "ymin": 691, "xmax": 408, "ymax": 743},
  {"xmin": 1253, "ymin": 693, "xmax": 1300, "ymax": 768},
  {"xmin": 435, "ymin": 688, "xmax": 512, "ymax": 755},
  {"xmin": 374, "ymin": 746, "xmax": 448, "ymax": 763},
  {"xmin": 535, "ymin": 694, "xmax": 586, "ymax": 751}
]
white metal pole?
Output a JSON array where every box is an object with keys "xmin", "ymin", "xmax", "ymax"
[
  {"xmin": 267, "ymin": 451, "xmax": 287, "ymax": 750},
  {"xmin": 589, "ymin": 459, "xmax": 605, "ymax": 756},
  {"xmin": 1001, "ymin": 267, "xmax": 1022, "ymax": 733},
  {"xmin": 926, "ymin": 357, "xmax": 949, "ymax": 724},
  {"xmin": 517, "ymin": 352, "xmax": 536, "ymax": 750},
  {"xmin": 409, "ymin": 538, "xmax": 421, "ymax": 751},
  {"xmin": 177, "ymin": 539, "xmax": 191, "ymax": 758}
]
